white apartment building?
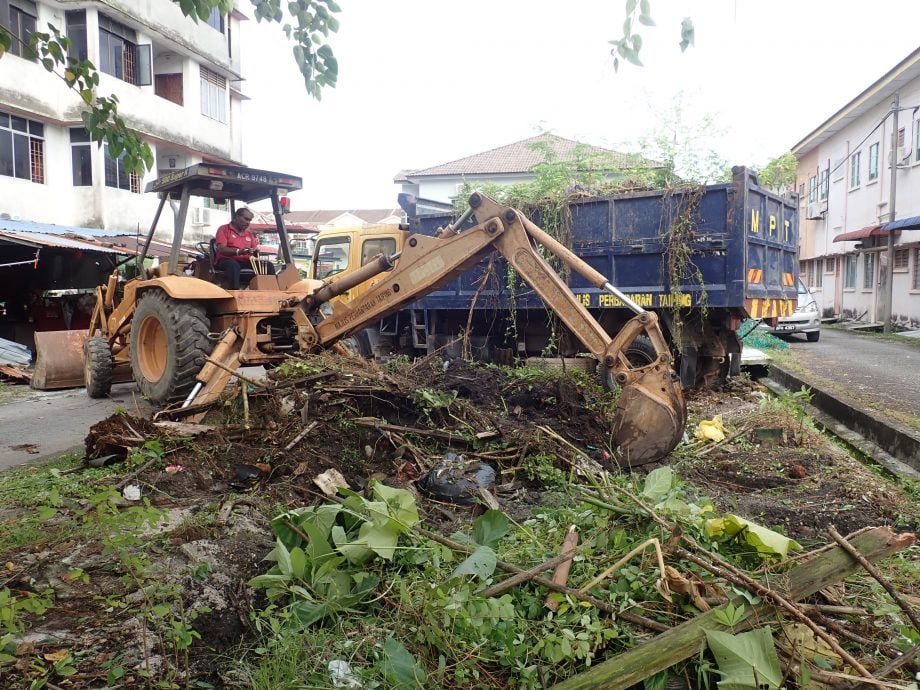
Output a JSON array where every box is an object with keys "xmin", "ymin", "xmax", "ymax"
[
  {"xmin": 793, "ymin": 47, "xmax": 920, "ymax": 329},
  {"xmin": 0, "ymin": 0, "xmax": 246, "ymax": 241}
]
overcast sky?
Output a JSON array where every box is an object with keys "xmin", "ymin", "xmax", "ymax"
[{"xmin": 239, "ymin": 1, "xmax": 920, "ymax": 210}]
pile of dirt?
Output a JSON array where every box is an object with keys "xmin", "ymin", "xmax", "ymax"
[{"xmin": 5, "ymin": 355, "xmax": 920, "ymax": 688}]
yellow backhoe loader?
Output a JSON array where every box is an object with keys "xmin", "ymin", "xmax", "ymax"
[{"xmin": 35, "ymin": 164, "xmax": 686, "ymax": 466}]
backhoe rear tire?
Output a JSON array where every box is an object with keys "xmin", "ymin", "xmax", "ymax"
[
  {"xmin": 84, "ymin": 336, "xmax": 113, "ymax": 399},
  {"xmin": 130, "ymin": 290, "xmax": 212, "ymax": 404},
  {"xmin": 600, "ymin": 335, "xmax": 658, "ymax": 392}
]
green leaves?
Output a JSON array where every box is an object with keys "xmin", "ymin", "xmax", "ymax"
[
  {"xmin": 705, "ymin": 514, "xmax": 802, "ymax": 559},
  {"xmin": 449, "ymin": 510, "xmax": 508, "ymax": 580},
  {"xmin": 380, "ymin": 637, "xmax": 427, "ymax": 687},
  {"xmin": 472, "ymin": 509, "xmax": 510, "ymax": 548},
  {"xmin": 610, "ymin": 2, "xmax": 693, "ymax": 72},
  {"xmin": 680, "ymin": 17, "xmax": 695, "ymax": 53},
  {"xmin": 704, "ymin": 627, "xmax": 782, "ymax": 690},
  {"xmin": 450, "ymin": 545, "xmax": 497, "ymax": 580},
  {"xmin": 252, "ymin": 483, "xmax": 419, "ymax": 625}
]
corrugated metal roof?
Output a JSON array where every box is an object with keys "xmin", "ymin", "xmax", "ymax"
[
  {"xmin": 0, "ymin": 218, "xmax": 125, "ymax": 238},
  {"xmin": 0, "ymin": 230, "xmax": 132, "ymax": 255}
]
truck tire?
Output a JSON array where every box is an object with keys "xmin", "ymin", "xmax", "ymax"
[
  {"xmin": 806, "ymin": 331, "xmax": 820, "ymax": 342},
  {"xmin": 600, "ymin": 335, "xmax": 659, "ymax": 391},
  {"xmin": 130, "ymin": 291, "xmax": 212, "ymax": 403},
  {"xmin": 84, "ymin": 336, "xmax": 113, "ymax": 399}
]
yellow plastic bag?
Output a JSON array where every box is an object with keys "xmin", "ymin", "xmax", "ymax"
[{"xmin": 695, "ymin": 415, "xmax": 726, "ymax": 443}]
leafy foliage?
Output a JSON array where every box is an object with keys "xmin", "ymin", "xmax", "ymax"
[
  {"xmin": 609, "ymin": 0, "xmax": 694, "ymax": 72},
  {"xmin": 755, "ymin": 152, "xmax": 798, "ymax": 192},
  {"xmin": 704, "ymin": 627, "xmax": 783, "ymax": 690}
]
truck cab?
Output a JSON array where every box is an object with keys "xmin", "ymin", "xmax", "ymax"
[{"xmin": 311, "ymin": 224, "xmax": 406, "ymax": 302}]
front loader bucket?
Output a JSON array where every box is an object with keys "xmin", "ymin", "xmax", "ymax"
[
  {"xmin": 31, "ymin": 330, "xmax": 89, "ymax": 390},
  {"xmin": 611, "ymin": 365, "xmax": 686, "ymax": 468}
]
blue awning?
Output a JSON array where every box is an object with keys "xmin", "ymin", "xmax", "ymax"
[{"xmin": 883, "ymin": 215, "xmax": 920, "ymax": 231}]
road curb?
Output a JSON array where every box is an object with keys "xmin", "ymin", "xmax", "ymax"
[{"xmin": 767, "ymin": 364, "xmax": 920, "ymax": 476}]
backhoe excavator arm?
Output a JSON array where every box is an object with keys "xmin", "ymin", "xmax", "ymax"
[{"xmin": 296, "ymin": 193, "xmax": 686, "ymax": 465}]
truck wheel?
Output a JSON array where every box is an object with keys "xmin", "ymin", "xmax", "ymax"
[
  {"xmin": 806, "ymin": 331, "xmax": 820, "ymax": 342},
  {"xmin": 84, "ymin": 336, "xmax": 113, "ymax": 399},
  {"xmin": 600, "ymin": 335, "xmax": 659, "ymax": 391},
  {"xmin": 340, "ymin": 330, "xmax": 373, "ymax": 358},
  {"xmin": 130, "ymin": 291, "xmax": 212, "ymax": 403}
]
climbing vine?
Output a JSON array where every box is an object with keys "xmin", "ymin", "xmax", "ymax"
[{"xmin": 660, "ymin": 184, "xmax": 708, "ymax": 349}]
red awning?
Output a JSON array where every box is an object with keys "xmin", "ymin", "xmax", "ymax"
[{"xmin": 832, "ymin": 225, "xmax": 888, "ymax": 242}]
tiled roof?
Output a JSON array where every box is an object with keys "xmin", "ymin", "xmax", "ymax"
[{"xmin": 399, "ymin": 134, "xmax": 656, "ymax": 178}]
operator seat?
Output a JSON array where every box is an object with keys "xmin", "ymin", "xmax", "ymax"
[{"xmin": 209, "ymin": 238, "xmax": 255, "ymax": 289}]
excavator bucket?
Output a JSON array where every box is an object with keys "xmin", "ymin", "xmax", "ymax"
[
  {"xmin": 611, "ymin": 365, "xmax": 687, "ymax": 468},
  {"xmin": 31, "ymin": 330, "xmax": 89, "ymax": 390}
]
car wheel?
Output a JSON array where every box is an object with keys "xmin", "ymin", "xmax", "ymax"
[
  {"xmin": 130, "ymin": 290, "xmax": 213, "ymax": 403},
  {"xmin": 806, "ymin": 331, "xmax": 820, "ymax": 342}
]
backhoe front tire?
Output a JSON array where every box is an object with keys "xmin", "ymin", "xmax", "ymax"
[
  {"xmin": 84, "ymin": 336, "xmax": 113, "ymax": 399},
  {"xmin": 130, "ymin": 291, "xmax": 212, "ymax": 404}
]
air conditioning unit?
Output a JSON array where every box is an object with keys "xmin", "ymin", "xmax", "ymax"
[
  {"xmin": 190, "ymin": 207, "xmax": 211, "ymax": 226},
  {"xmin": 805, "ymin": 202, "xmax": 824, "ymax": 220},
  {"xmin": 888, "ymin": 147, "xmax": 911, "ymax": 166}
]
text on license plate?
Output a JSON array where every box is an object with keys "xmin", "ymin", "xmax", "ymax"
[{"xmin": 776, "ymin": 324, "xmax": 797, "ymax": 331}]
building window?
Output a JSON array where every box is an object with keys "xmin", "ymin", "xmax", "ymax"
[
  {"xmin": 200, "ymin": 67, "xmax": 228, "ymax": 123},
  {"xmin": 850, "ymin": 151, "xmax": 861, "ymax": 188},
  {"xmin": 104, "ymin": 143, "xmax": 140, "ymax": 193},
  {"xmin": 8, "ymin": 0, "xmax": 37, "ymax": 59},
  {"xmin": 70, "ymin": 128, "xmax": 92, "ymax": 186},
  {"xmin": 99, "ymin": 15, "xmax": 151, "ymax": 85},
  {"xmin": 155, "ymin": 73, "xmax": 184, "ymax": 105},
  {"xmin": 65, "ymin": 10, "xmax": 88, "ymax": 61},
  {"xmin": 206, "ymin": 7, "xmax": 225, "ymax": 33},
  {"xmin": 863, "ymin": 253, "xmax": 875, "ymax": 289},
  {"xmin": 0, "ymin": 111, "xmax": 44, "ymax": 183},
  {"xmin": 914, "ymin": 249, "xmax": 920, "ymax": 290},
  {"xmin": 813, "ymin": 260, "xmax": 822, "ymax": 288},
  {"xmin": 844, "ymin": 254, "xmax": 857, "ymax": 289},
  {"xmin": 894, "ymin": 248, "xmax": 910, "ymax": 271},
  {"xmin": 825, "ymin": 257, "xmax": 835, "ymax": 274},
  {"xmin": 808, "ymin": 175, "xmax": 817, "ymax": 203},
  {"xmin": 819, "ymin": 168, "xmax": 829, "ymax": 200},
  {"xmin": 868, "ymin": 143, "xmax": 879, "ymax": 181}
]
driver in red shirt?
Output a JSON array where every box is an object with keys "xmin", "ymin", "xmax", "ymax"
[{"xmin": 214, "ymin": 207, "xmax": 274, "ymax": 289}]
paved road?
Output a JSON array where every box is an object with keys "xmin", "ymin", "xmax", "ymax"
[
  {"xmin": 779, "ymin": 328, "xmax": 920, "ymax": 424},
  {"xmin": 0, "ymin": 383, "xmax": 152, "ymax": 471}
]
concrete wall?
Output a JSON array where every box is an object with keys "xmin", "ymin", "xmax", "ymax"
[
  {"xmin": 796, "ymin": 70, "xmax": 920, "ymax": 328},
  {"xmin": 402, "ymin": 173, "xmax": 534, "ymax": 204}
]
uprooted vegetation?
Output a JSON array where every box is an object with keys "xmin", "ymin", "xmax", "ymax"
[{"xmin": 2, "ymin": 353, "xmax": 920, "ymax": 689}]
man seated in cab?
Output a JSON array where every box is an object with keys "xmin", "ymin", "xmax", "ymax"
[{"xmin": 214, "ymin": 207, "xmax": 275, "ymax": 289}]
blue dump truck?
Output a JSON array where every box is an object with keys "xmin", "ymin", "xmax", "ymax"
[{"xmin": 315, "ymin": 167, "xmax": 799, "ymax": 388}]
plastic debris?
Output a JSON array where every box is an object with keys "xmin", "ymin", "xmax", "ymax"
[
  {"xmin": 695, "ymin": 415, "xmax": 726, "ymax": 443},
  {"xmin": 328, "ymin": 659, "xmax": 362, "ymax": 688},
  {"xmin": 314, "ymin": 468, "xmax": 350, "ymax": 497},
  {"xmin": 122, "ymin": 484, "xmax": 141, "ymax": 501},
  {"xmin": 417, "ymin": 453, "xmax": 495, "ymax": 505}
]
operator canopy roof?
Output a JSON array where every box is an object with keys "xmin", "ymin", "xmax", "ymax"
[{"xmin": 146, "ymin": 163, "xmax": 302, "ymax": 204}]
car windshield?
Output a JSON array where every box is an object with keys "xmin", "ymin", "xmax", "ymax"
[{"xmin": 797, "ymin": 279, "xmax": 808, "ymax": 295}]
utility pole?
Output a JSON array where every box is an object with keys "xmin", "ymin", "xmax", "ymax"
[{"xmin": 883, "ymin": 93, "xmax": 898, "ymax": 334}]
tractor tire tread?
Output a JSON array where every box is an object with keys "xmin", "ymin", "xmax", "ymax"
[
  {"xmin": 84, "ymin": 336, "xmax": 113, "ymax": 399},
  {"xmin": 131, "ymin": 291, "xmax": 212, "ymax": 402}
]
